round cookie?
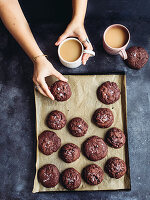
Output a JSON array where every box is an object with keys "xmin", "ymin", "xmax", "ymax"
[
  {"xmin": 60, "ymin": 143, "xmax": 80, "ymax": 163},
  {"xmin": 68, "ymin": 117, "xmax": 88, "ymax": 137},
  {"xmin": 83, "ymin": 135, "xmax": 108, "ymax": 161},
  {"xmin": 92, "ymin": 108, "xmax": 114, "ymax": 128},
  {"xmin": 97, "ymin": 81, "xmax": 120, "ymax": 104},
  {"xmin": 50, "ymin": 80, "xmax": 72, "ymax": 101},
  {"xmin": 38, "ymin": 130, "xmax": 61, "ymax": 155},
  {"xmin": 46, "ymin": 110, "xmax": 67, "ymax": 130},
  {"xmin": 126, "ymin": 46, "xmax": 149, "ymax": 69},
  {"xmin": 38, "ymin": 164, "xmax": 60, "ymax": 188},
  {"xmin": 61, "ymin": 168, "xmax": 81, "ymax": 190},
  {"xmin": 83, "ymin": 164, "xmax": 104, "ymax": 185},
  {"xmin": 106, "ymin": 127, "xmax": 126, "ymax": 148},
  {"xmin": 105, "ymin": 157, "xmax": 127, "ymax": 179}
]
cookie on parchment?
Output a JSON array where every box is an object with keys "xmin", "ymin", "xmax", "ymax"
[
  {"xmin": 92, "ymin": 108, "xmax": 114, "ymax": 128},
  {"xmin": 38, "ymin": 130, "xmax": 61, "ymax": 155},
  {"xmin": 83, "ymin": 164, "xmax": 104, "ymax": 185},
  {"xmin": 68, "ymin": 117, "xmax": 88, "ymax": 137},
  {"xmin": 50, "ymin": 80, "xmax": 72, "ymax": 101},
  {"xmin": 105, "ymin": 127, "xmax": 126, "ymax": 149},
  {"xmin": 61, "ymin": 168, "xmax": 81, "ymax": 190},
  {"xmin": 97, "ymin": 81, "xmax": 120, "ymax": 104},
  {"xmin": 38, "ymin": 164, "xmax": 60, "ymax": 188},
  {"xmin": 46, "ymin": 110, "xmax": 67, "ymax": 130},
  {"xmin": 105, "ymin": 157, "xmax": 127, "ymax": 179},
  {"xmin": 83, "ymin": 135, "xmax": 108, "ymax": 161},
  {"xmin": 60, "ymin": 143, "xmax": 80, "ymax": 163}
]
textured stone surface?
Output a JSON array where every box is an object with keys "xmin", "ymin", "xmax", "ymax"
[{"xmin": 0, "ymin": 0, "xmax": 150, "ymax": 199}]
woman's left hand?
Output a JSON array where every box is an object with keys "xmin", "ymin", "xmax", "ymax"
[{"xmin": 55, "ymin": 20, "xmax": 93, "ymax": 65}]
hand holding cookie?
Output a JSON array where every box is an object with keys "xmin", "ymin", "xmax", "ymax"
[{"xmin": 33, "ymin": 58, "xmax": 68, "ymax": 100}]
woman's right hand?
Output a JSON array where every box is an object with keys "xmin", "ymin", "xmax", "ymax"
[
  {"xmin": 55, "ymin": 19, "xmax": 93, "ymax": 65},
  {"xmin": 32, "ymin": 56, "xmax": 68, "ymax": 100}
]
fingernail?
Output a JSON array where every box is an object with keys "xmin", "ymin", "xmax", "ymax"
[{"xmin": 50, "ymin": 95, "xmax": 54, "ymax": 100}]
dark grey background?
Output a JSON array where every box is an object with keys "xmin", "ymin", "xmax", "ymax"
[{"xmin": 0, "ymin": 0, "xmax": 150, "ymax": 199}]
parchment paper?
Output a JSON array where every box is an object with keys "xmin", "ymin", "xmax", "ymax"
[{"xmin": 32, "ymin": 75, "xmax": 131, "ymax": 193}]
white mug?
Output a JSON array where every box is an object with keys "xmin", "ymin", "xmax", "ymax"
[{"xmin": 58, "ymin": 37, "xmax": 95, "ymax": 68}]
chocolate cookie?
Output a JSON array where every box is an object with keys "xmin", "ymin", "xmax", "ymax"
[
  {"xmin": 92, "ymin": 108, "xmax": 114, "ymax": 128},
  {"xmin": 38, "ymin": 130, "xmax": 61, "ymax": 155},
  {"xmin": 83, "ymin": 136, "xmax": 108, "ymax": 161},
  {"xmin": 46, "ymin": 110, "xmax": 67, "ymax": 130},
  {"xmin": 97, "ymin": 81, "xmax": 120, "ymax": 104},
  {"xmin": 38, "ymin": 164, "xmax": 60, "ymax": 188},
  {"xmin": 60, "ymin": 143, "xmax": 80, "ymax": 163},
  {"xmin": 68, "ymin": 117, "xmax": 88, "ymax": 137},
  {"xmin": 106, "ymin": 127, "xmax": 126, "ymax": 148},
  {"xmin": 83, "ymin": 164, "xmax": 104, "ymax": 185},
  {"xmin": 50, "ymin": 80, "xmax": 72, "ymax": 101},
  {"xmin": 61, "ymin": 168, "xmax": 81, "ymax": 190},
  {"xmin": 126, "ymin": 46, "xmax": 149, "ymax": 69},
  {"xmin": 105, "ymin": 157, "xmax": 127, "ymax": 179}
]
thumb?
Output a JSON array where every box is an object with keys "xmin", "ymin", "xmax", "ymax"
[
  {"xmin": 55, "ymin": 32, "xmax": 69, "ymax": 46},
  {"xmin": 53, "ymin": 69, "xmax": 68, "ymax": 82}
]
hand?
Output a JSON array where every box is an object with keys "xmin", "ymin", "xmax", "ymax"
[
  {"xmin": 55, "ymin": 20, "xmax": 93, "ymax": 65},
  {"xmin": 33, "ymin": 56, "xmax": 67, "ymax": 100}
]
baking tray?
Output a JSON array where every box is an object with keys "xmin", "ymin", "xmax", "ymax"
[{"xmin": 32, "ymin": 74, "xmax": 130, "ymax": 192}]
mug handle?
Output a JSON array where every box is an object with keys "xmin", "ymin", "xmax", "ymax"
[
  {"xmin": 83, "ymin": 49, "xmax": 95, "ymax": 57},
  {"xmin": 119, "ymin": 49, "xmax": 127, "ymax": 60}
]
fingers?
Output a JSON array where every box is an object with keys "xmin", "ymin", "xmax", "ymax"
[
  {"xmin": 33, "ymin": 69, "xmax": 67, "ymax": 100},
  {"xmin": 82, "ymin": 54, "xmax": 89, "ymax": 65},
  {"xmin": 33, "ymin": 77, "xmax": 54, "ymax": 100},
  {"xmin": 39, "ymin": 78, "xmax": 55, "ymax": 100},
  {"xmin": 52, "ymin": 69, "xmax": 68, "ymax": 82},
  {"xmin": 82, "ymin": 44, "xmax": 93, "ymax": 65},
  {"xmin": 77, "ymin": 35, "xmax": 93, "ymax": 65},
  {"xmin": 33, "ymin": 78, "xmax": 48, "ymax": 97},
  {"xmin": 82, "ymin": 43, "xmax": 93, "ymax": 65},
  {"xmin": 36, "ymin": 86, "xmax": 48, "ymax": 97},
  {"xmin": 55, "ymin": 31, "xmax": 69, "ymax": 46}
]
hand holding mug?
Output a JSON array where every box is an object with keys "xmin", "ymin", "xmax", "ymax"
[{"xmin": 55, "ymin": 20, "xmax": 94, "ymax": 65}]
